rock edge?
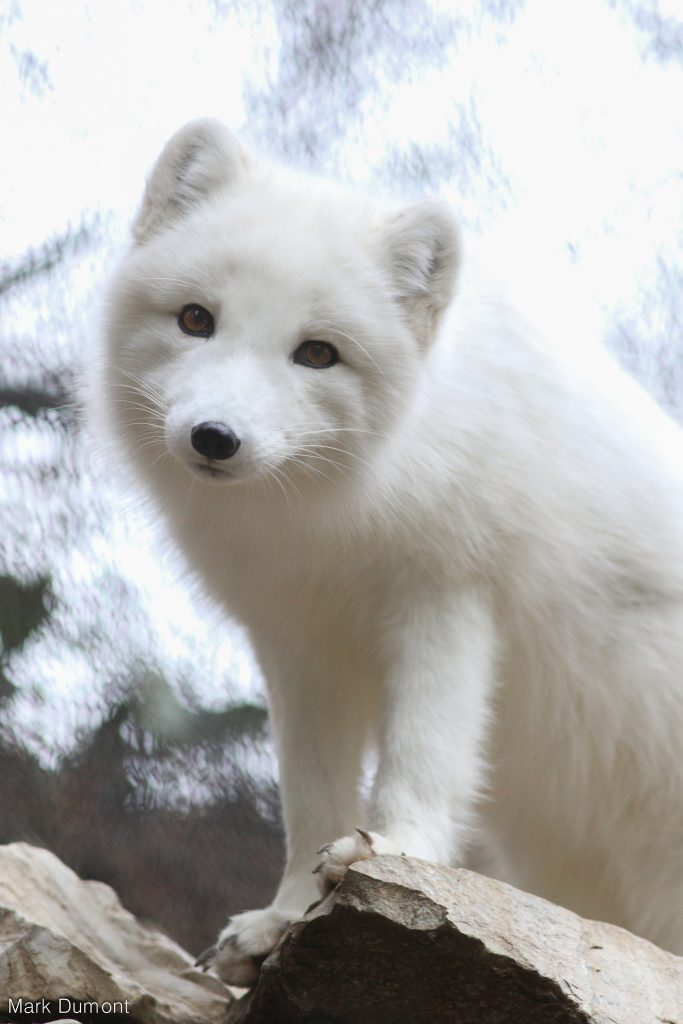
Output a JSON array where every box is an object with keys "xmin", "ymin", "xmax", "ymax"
[{"xmin": 228, "ymin": 855, "xmax": 683, "ymax": 1024}]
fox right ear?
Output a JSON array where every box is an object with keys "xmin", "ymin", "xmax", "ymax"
[{"xmin": 132, "ymin": 119, "xmax": 250, "ymax": 244}]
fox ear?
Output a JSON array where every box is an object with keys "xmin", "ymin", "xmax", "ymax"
[
  {"xmin": 376, "ymin": 199, "xmax": 460, "ymax": 345},
  {"xmin": 132, "ymin": 119, "xmax": 250, "ymax": 244}
]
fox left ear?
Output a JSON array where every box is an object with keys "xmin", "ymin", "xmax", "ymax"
[{"xmin": 376, "ymin": 199, "xmax": 460, "ymax": 346}]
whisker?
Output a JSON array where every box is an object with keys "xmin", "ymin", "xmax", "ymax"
[
  {"xmin": 293, "ymin": 450, "xmax": 353, "ymax": 483},
  {"xmin": 111, "ymin": 382, "xmax": 166, "ymax": 402},
  {"xmin": 112, "ymin": 369, "xmax": 170, "ymax": 406},
  {"xmin": 134, "ymin": 438, "xmax": 167, "ymax": 456},
  {"xmin": 121, "ymin": 419, "xmax": 165, "ymax": 429},
  {"xmin": 272, "ymin": 459, "xmax": 305, "ymax": 506},
  {"xmin": 295, "ymin": 443, "xmax": 374, "ymax": 472},
  {"xmin": 113, "ymin": 403, "xmax": 166, "ymax": 419},
  {"xmin": 288, "ymin": 454, "xmax": 337, "ymax": 486},
  {"xmin": 264, "ymin": 463, "xmax": 294, "ymax": 518},
  {"xmin": 150, "ymin": 447, "xmax": 171, "ymax": 470},
  {"xmin": 291, "ymin": 426, "xmax": 384, "ymax": 439}
]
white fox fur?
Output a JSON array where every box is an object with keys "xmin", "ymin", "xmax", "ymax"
[{"xmin": 98, "ymin": 119, "xmax": 683, "ymax": 982}]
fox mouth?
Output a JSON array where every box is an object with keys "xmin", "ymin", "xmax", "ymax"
[{"xmin": 188, "ymin": 460, "xmax": 234, "ymax": 482}]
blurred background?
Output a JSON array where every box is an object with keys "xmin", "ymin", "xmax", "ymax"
[{"xmin": 1, "ymin": 0, "xmax": 681, "ymax": 956}]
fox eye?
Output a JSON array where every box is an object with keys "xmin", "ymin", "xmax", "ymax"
[
  {"xmin": 293, "ymin": 340, "xmax": 339, "ymax": 368},
  {"xmin": 178, "ymin": 304, "xmax": 214, "ymax": 338}
]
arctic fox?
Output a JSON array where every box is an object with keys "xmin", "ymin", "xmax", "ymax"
[{"xmin": 100, "ymin": 119, "xmax": 683, "ymax": 983}]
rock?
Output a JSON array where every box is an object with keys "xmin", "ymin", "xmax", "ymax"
[
  {"xmin": 0, "ymin": 842, "xmax": 231, "ymax": 1024},
  {"xmin": 228, "ymin": 855, "xmax": 683, "ymax": 1024},
  {"xmin": 2, "ymin": 842, "xmax": 680, "ymax": 1023}
]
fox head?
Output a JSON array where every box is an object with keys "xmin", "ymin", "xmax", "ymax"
[{"xmin": 103, "ymin": 119, "xmax": 460, "ymax": 501}]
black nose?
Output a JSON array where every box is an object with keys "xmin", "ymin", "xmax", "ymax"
[{"xmin": 191, "ymin": 421, "xmax": 241, "ymax": 460}]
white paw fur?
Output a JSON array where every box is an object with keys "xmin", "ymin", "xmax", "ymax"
[
  {"xmin": 207, "ymin": 906, "xmax": 294, "ymax": 986},
  {"xmin": 315, "ymin": 829, "xmax": 403, "ymax": 895}
]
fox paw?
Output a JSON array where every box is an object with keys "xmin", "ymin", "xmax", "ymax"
[
  {"xmin": 314, "ymin": 828, "xmax": 402, "ymax": 895},
  {"xmin": 195, "ymin": 906, "xmax": 293, "ymax": 986}
]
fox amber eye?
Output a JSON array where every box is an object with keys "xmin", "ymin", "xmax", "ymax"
[
  {"xmin": 178, "ymin": 304, "xmax": 214, "ymax": 338},
  {"xmin": 293, "ymin": 340, "xmax": 339, "ymax": 368}
]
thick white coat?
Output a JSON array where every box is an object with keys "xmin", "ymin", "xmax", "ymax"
[{"xmin": 99, "ymin": 120, "xmax": 683, "ymax": 980}]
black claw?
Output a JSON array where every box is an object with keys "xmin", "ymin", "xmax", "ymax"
[
  {"xmin": 194, "ymin": 944, "xmax": 217, "ymax": 970},
  {"xmin": 316, "ymin": 843, "xmax": 332, "ymax": 855},
  {"xmin": 356, "ymin": 827, "xmax": 373, "ymax": 847},
  {"xmin": 312, "ymin": 863, "xmax": 323, "ymax": 874}
]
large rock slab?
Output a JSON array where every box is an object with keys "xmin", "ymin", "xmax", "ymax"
[
  {"xmin": 228, "ymin": 855, "xmax": 683, "ymax": 1024},
  {"xmin": 0, "ymin": 842, "xmax": 231, "ymax": 1023}
]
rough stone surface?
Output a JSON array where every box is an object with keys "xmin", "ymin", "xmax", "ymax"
[
  {"xmin": 228, "ymin": 855, "xmax": 683, "ymax": 1024},
  {"xmin": 0, "ymin": 842, "xmax": 231, "ymax": 1023}
]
